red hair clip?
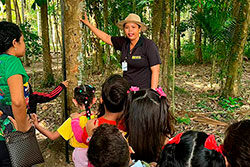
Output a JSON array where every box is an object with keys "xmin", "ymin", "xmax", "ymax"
[
  {"xmin": 168, "ymin": 133, "xmax": 183, "ymax": 144},
  {"xmin": 204, "ymin": 135, "xmax": 223, "ymax": 155}
]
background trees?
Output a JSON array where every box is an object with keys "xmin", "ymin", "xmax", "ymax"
[{"xmin": 0, "ymin": 0, "xmax": 249, "ymax": 105}]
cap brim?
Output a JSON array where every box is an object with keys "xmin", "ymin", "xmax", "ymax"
[{"xmin": 116, "ymin": 20, "xmax": 147, "ymax": 32}]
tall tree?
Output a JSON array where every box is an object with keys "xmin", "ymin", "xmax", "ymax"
[
  {"xmin": 40, "ymin": 0, "xmax": 54, "ymax": 86},
  {"xmin": 176, "ymin": 5, "xmax": 181, "ymax": 59},
  {"xmin": 62, "ymin": 0, "xmax": 82, "ymax": 113},
  {"xmin": 223, "ymin": 0, "xmax": 250, "ymax": 97},
  {"xmin": 152, "ymin": 0, "xmax": 163, "ymax": 45},
  {"xmin": 195, "ymin": 0, "xmax": 203, "ymax": 63},
  {"xmin": 13, "ymin": 0, "xmax": 21, "ymax": 24},
  {"xmin": 160, "ymin": 0, "xmax": 172, "ymax": 89},
  {"xmin": 5, "ymin": 0, "xmax": 12, "ymax": 22}
]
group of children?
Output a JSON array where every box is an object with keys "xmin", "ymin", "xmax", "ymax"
[{"xmin": 31, "ymin": 74, "xmax": 250, "ymax": 167}]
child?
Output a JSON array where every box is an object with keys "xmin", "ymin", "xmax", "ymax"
[
  {"xmin": 31, "ymin": 84, "xmax": 96, "ymax": 167},
  {"xmin": 28, "ymin": 80, "xmax": 68, "ymax": 113},
  {"xmin": 88, "ymin": 123, "xmax": 152, "ymax": 167},
  {"xmin": 158, "ymin": 131, "xmax": 226, "ymax": 167},
  {"xmin": 124, "ymin": 88, "xmax": 175, "ymax": 163},
  {"xmin": 71, "ymin": 74, "xmax": 129, "ymax": 145},
  {"xmin": 223, "ymin": 120, "xmax": 250, "ymax": 167}
]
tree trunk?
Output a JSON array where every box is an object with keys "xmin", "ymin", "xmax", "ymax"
[
  {"xmin": 41, "ymin": 2, "xmax": 54, "ymax": 86},
  {"xmin": 161, "ymin": 0, "xmax": 172, "ymax": 89},
  {"xmin": 103, "ymin": 0, "xmax": 111, "ymax": 74},
  {"xmin": 152, "ymin": 0, "xmax": 163, "ymax": 45},
  {"xmin": 223, "ymin": 0, "xmax": 250, "ymax": 97},
  {"xmin": 5, "ymin": 0, "xmax": 12, "ymax": 22},
  {"xmin": 177, "ymin": 7, "xmax": 181, "ymax": 59},
  {"xmin": 21, "ymin": 0, "xmax": 25, "ymax": 23},
  {"xmin": 195, "ymin": 0, "xmax": 203, "ymax": 63},
  {"xmin": 63, "ymin": 0, "xmax": 82, "ymax": 113},
  {"xmin": 13, "ymin": 0, "xmax": 21, "ymax": 24}
]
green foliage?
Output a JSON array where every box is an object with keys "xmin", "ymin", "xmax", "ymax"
[
  {"xmin": 0, "ymin": 0, "xmax": 5, "ymax": 5},
  {"xmin": 20, "ymin": 22, "xmax": 42, "ymax": 60},
  {"xmin": 177, "ymin": 114, "xmax": 191, "ymax": 125},
  {"xmin": 196, "ymin": 100, "xmax": 213, "ymax": 112},
  {"xmin": 219, "ymin": 97, "xmax": 243, "ymax": 112},
  {"xmin": 177, "ymin": 42, "xmax": 196, "ymax": 65}
]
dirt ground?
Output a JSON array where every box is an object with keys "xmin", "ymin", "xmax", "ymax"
[{"xmin": 25, "ymin": 60, "xmax": 250, "ymax": 167}]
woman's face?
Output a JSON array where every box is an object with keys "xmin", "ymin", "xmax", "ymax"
[
  {"xmin": 124, "ymin": 22, "xmax": 141, "ymax": 41},
  {"xmin": 15, "ymin": 35, "xmax": 26, "ymax": 57}
]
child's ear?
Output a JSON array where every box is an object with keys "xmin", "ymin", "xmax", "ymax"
[
  {"xmin": 128, "ymin": 146, "xmax": 135, "ymax": 154},
  {"xmin": 72, "ymin": 99, "xmax": 78, "ymax": 106}
]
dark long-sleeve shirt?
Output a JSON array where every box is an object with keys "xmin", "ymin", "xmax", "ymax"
[{"xmin": 28, "ymin": 83, "xmax": 66, "ymax": 113}]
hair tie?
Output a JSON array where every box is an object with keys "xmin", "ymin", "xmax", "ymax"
[
  {"xmin": 156, "ymin": 87, "xmax": 166, "ymax": 97},
  {"xmin": 79, "ymin": 89, "xmax": 83, "ymax": 93},
  {"xmin": 204, "ymin": 135, "xmax": 223, "ymax": 155},
  {"xmin": 127, "ymin": 86, "xmax": 139, "ymax": 94}
]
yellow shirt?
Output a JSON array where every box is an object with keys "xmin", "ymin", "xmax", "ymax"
[{"xmin": 57, "ymin": 115, "xmax": 96, "ymax": 148}]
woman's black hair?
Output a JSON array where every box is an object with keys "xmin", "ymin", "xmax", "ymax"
[
  {"xmin": 124, "ymin": 89, "xmax": 174, "ymax": 163},
  {"xmin": 101, "ymin": 74, "xmax": 130, "ymax": 114},
  {"xmin": 0, "ymin": 21, "xmax": 22, "ymax": 54},
  {"xmin": 74, "ymin": 85, "xmax": 96, "ymax": 119},
  {"xmin": 223, "ymin": 120, "xmax": 250, "ymax": 167},
  {"xmin": 158, "ymin": 131, "xmax": 226, "ymax": 167}
]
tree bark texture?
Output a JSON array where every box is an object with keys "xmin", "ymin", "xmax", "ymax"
[
  {"xmin": 63, "ymin": 0, "xmax": 82, "ymax": 113},
  {"xmin": 195, "ymin": 0, "xmax": 203, "ymax": 63},
  {"xmin": 177, "ymin": 7, "xmax": 181, "ymax": 59},
  {"xmin": 41, "ymin": 2, "xmax": 54, "ymax": 86},
  {"xmin": 5, "ymin": 0, "xmax": 12, "ymax": 22},
  {"xmin": 223, "ymin": 0, "xmax": 250, "ymax": 97},
  {"xmin": 152, "ymin": 0, "xmax": 163, "ymax": 45},
  {"xmin": 13, "ymin": 0, "xmax": 21, "ymax": 24}
]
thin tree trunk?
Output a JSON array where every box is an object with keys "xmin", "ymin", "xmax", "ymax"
[
  {"xmin": 177, "ymin": 7, "xmax": 181, "ymax": 59},
  {"xmin": 13, "ymin": 0, "xmax": 21, "ymax": 24},
  {"xmin": 152, "ymin": 0, "xmax": 163, "ymax": 45},
  {"xmin": 41, "ymin": 2, "xmax": 54, "ymax": 86},
  {"xmin": 5, "ymin": 0, "xmax": 12, "ymax": 22},
  {"xmin": 195, "ymin": 0, "xmax": 203, "ymax": 63},
  {"xmin": 21, "ymin": 0, "xmax": 25, "ymax": 23},
  {"xmin": 63, "ymin": 0, "xmax": 82, "ymax": 113},
  {"xmin": 163, "ymin": 0, "xmax": 172, "ymax": 89},
  {"xmin": 223, "ymin": 0, "xmax": 250, "ymax": 97},
  {"xmin": 103, "ymin": 0, "xmax": 110, "ymax": 74}
]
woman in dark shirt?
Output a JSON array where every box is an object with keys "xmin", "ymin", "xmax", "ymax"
[{"xmin": 81, "ymin": 13, "xmax": 161, "ymax": 89}]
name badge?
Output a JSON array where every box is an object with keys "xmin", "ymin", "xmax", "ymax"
[
  {"xmin": 122, "ymin": 61, "xmax": 128, "ymax": 71},
  {"xmin": 132, "ymin": 56, "xmax": 142, "ymax": 59}
]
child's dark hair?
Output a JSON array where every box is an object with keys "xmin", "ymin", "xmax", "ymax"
[
  {"xmin": 158, "ymin": 131, "xmax": 225, "ymax": 167},
  {"xmin": 87, "ymin": 124, "xmax": 130, "ymax": 167},
  {"xmin": 223, "ymin": 120, "xmax": 250, "ymax": 167},
  {"xmin": 0, "ymin": 21, "xmax": 22, "ymax": 54},
  {"xmin": 101, "ymin": 74, "xmax": 129, "ymax": 114},
  {"xmin": 124, "ymin": 88, "xmax": 174, "ymax": 163},
  {"xmin": 74, "ymin": 85, "xmax": 95, "ymax": 119}
]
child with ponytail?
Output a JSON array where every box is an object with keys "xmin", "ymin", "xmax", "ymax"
[
  {"xmin": 123, "ymin": 88, "xmax": 175, "ymax": 164},
  {"xmin": 31, "ymin": 84, "xmax": 96, "ymax": 167}
]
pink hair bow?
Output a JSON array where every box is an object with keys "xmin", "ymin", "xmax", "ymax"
[
  {"xmin": 127, "ymin": 86, "xmax": 140, "ymax": 93},
  {"xmin": 168, "ymin": 133, "xmax": 183, "ymax": 144},
  {"xmin": 156, "ymin": 87, "xmax": 166, "ymax": 97},
  {"xmin": 204, "ymin": 135, "xmax": 223, "ymax": 155}
]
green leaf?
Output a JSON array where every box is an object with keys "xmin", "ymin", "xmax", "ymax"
[{"xmin": 1, "ymin": 0, "xmax": 5, "ymax": 5}]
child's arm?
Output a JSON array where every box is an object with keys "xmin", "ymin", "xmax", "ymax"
[
  {"xmin": 30, "ymin": 81, "xmax": 68, "ymax": 104},
  {"xmin": 31, "ymin": 113, "xmax": 60, "ymax": 140}
]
